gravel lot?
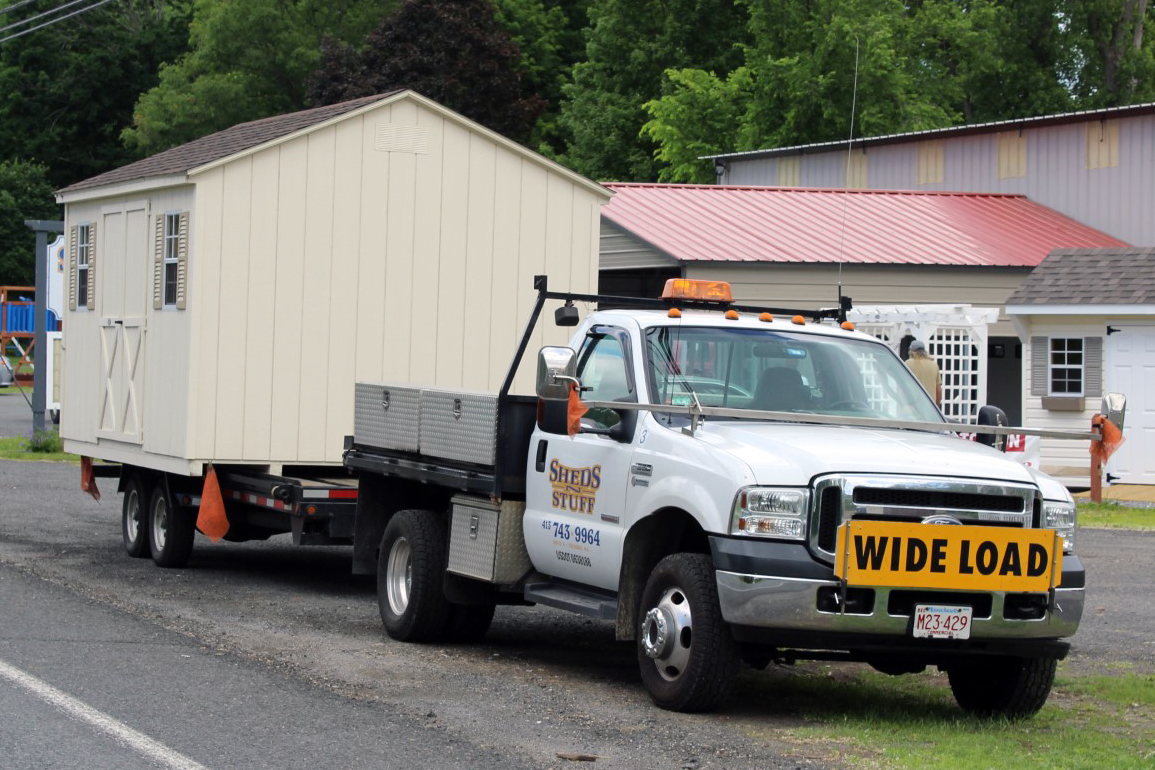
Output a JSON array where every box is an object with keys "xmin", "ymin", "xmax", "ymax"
[{"xmin": 2, "ymin": 393, "xmax": 1153, "ymax": 769}]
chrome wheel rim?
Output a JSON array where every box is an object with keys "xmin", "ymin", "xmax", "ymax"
[
  {"xmin": 151, "ymin": 494, "xmax": 168, "ymax": 552},
  {"xmin": 386, "ymin": 537, "xmax": 412, "ymax": 616},
  {"xmin": 642, "ymin": 587, "xmax": 693, "ymax": 682},
  {"xmin": 125, "ymin": 487, "xmax": 142, "ymax": 543}
]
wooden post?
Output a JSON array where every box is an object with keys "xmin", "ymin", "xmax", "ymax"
[{"xmin": 1090, "ymin": 415, "xmax": 1103, "ymax": 503}]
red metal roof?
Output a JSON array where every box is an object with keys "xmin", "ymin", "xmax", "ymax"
[{"xmin": 601, "ymin": 184, "xmax": 1128, "ymax": 267}]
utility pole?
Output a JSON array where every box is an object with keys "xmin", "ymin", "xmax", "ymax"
[{"xmin": 24, "ymin": 219, "xmax": 63, "ymax": 434}]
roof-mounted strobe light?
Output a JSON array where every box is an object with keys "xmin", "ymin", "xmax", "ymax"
[
  {"xmin": 841, "ymin": 321, "xmax": 856, "ymax": 331},
  {"xmin": 661, "ymin": 279, "xmax": 733, "ymax": 303},
  {"xmin": 724, "ymin": 310, "xmax": 739, "ymax": 320},
  {"xmin": 792, "ymin": 315, "xmax": 806, "ymax": 325},
  {"xmin": 759, "ymin": 313, "xmax": 774, "ymax": 322}
]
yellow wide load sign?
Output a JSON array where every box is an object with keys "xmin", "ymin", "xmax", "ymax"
[{"xmin": 834, "ymin": 521, "xmax": 1061, "ymax": 592}]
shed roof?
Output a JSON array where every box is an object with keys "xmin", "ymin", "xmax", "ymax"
[
  {"xmin": 1006, "ymin": 248, "xmax": 1155, "ymax": 307},
  {"xmin": 707, "ymin": 102, "xmax": 1155, "ymax": 162},
  {"xmin": 601, "ymin": 183, "xmax": 1127, "ymax": 268},
  {"xmin": 59, "ymin": 93, "xmax": 398, "ymax": 194}
]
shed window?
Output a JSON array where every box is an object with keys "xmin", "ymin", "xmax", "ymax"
[
  {"xmin": 77, "ymin": 224, "xmax": 91, "ymax": 309},
  {"xmin": 1049, "ymin": 338, "xmax": 1083, "ymax": 396},
  {"xmin": 163, "ymin": 213, "xmax": 180, "ymax": 307}
]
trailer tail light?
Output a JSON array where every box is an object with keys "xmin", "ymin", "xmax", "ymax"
[{"xmin": 660, "ymin": 279, "xmax": 732, "ymax": 302}]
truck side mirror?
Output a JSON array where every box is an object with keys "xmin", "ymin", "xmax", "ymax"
[
  {"xmin": 1101, "ymin": 392, "xmax": 1126, "ymax": 431},
  {"xmin": 537, "ymin": 346, "xmax": 577, "ymax": 401},
  {"xmin": 976, "ymin": 405, "xmax": 1008, "ymax": 451}
]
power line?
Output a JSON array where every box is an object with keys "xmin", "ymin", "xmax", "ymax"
[
  {"xmin": 0, "ymin": 0, "xmax": 113, "ymax": 43},
  {"xmin": 0, "ymin": 0, "xmax": 46, "ymax": 17},
  {"xmin": 1, "ymin": 0, "xmax": 95, "ymax": 34}
]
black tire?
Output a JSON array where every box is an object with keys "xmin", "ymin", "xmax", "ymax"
[
  {"xmin": 947, "ymin": 656, "xmax": 1057, "ymax": 718},
  {"xmin": 121, "ymin": 475, "xmax": 149, "ymax": 558},
  {"xmin": 377, "ymin": 510, "xmax": 452, "ymax": 642},
  {"xmin": 636, "ymin": 553, "xmax": 738, "ymax": 712},
  {"xmin": 148, "ymin": 481, "xmax": 196, "ymax": 568},
  {"xmin": 444, "ymin": 603, "xmax": 496, "ymax": 643}
]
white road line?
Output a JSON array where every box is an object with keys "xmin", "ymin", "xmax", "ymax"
[{"xmin": 0, "ymin": 657, "xmax": 211, "ymax": 770}]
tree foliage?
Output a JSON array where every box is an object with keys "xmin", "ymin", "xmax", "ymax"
[
  {"xmin": 556, "ymin": 0, "xmax": 750, "ymax": 182},
  {"xmin": 0, "ymin": 0, "xmax": 193, "ymax": 187},
  {"xmin": 123, "ymin": 0, "xmax": 397, "ymax": 154},
  {"xmin": 308, "ymin": 0, "xmax": 544, "ymax": 143},
  {"xmin": 0, "ymin": 160, "xmax": 59, "ymax": 286}
]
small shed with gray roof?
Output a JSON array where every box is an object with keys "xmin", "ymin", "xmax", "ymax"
[
  {"xmin": 1005, "ymin": 247, "xmax": 1155, "ymax": 486},
  {"xmin": 55, "ymin": 90, "xmax": 610, "ymax": 475}
]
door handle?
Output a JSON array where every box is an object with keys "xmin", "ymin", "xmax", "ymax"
[{"xmin": 535, "ymin": 439, "xmax": 548, "ymax": 473}]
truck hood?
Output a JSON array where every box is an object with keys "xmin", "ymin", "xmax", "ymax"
[{"xmin": 695, "ymin": 421, "xmax": 1037, "ymax": 487}]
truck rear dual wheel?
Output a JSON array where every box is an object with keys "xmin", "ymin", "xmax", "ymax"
[
  {"xmin": 637, "ymin": 553, "xmax": 739, "ymax": 712},
  {"xmin": 121, "ymin": 475, "xmax": 149, "ymax": 558},
  {"xmin": 946, "ymin": 655, "xmax": 1057, "ymax": 718},
  {"xmin": 148, "ymin": 482, "xmax": 196, "ymax": 568},
  {"xmin": 377, "ymin": 510, "xmax": 497, "ymax": 643}
]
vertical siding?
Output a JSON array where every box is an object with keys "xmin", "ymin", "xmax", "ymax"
[
  {"xmin": 726, "ymin": 112, "xmax": 1155, "ymax": 244},
  {"xmin": 242, "ymin": 150, "xmax": 281, "ymax": 461},
  {"xmin": 462, "ymin": 133, "xmax": 498, "ymax": 385},
  {"xmin": 433, "ymin": 117, "xmax": 469, "ymax": 387}
]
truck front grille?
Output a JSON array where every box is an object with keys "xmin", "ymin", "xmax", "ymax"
[{"xmin": 811, "ymin": 474, "xmax": 1040, "ymax": 561}]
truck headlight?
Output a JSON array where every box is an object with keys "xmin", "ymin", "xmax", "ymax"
[
  {"xmin": 732, "ymin": 488, "xmax": 809, "ymax": 540},
  {"xmin": 1043, "ymin": 501, "xmax": 1076, "ymax": 553}
]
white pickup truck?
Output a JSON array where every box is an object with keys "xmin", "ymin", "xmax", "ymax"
[{"xmin": 345, "ymin": 277, "xmax": 1106, "ymax": 717}]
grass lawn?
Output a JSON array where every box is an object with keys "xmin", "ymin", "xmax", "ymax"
[
  {"xmin": 741, "ymin": 663, "xmax": 1154, "ymax": 770},
  {"xmin": 1077, "ymin": 501, "xmax": 1155, "ymax": 530}
]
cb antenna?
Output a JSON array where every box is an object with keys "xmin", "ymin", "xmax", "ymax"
[{"xmin": 836, "ymin": 35, "xmax": 861, "ymax": 320}]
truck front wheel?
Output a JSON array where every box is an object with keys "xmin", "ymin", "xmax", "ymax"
[
  {"xmin": 377, "ymin": 510, "xmax": 452, "ymax": 642},
  {"xmin": 946, "ymin": 655, "xmax": 1057, "ymax": 718},
  {"xmin": 636, "ymin": 553, "xmax": 738, "ymax": 712},
  {"xmin": 121, "ymin": 474, "xmax": 149, "ymax": 558}
]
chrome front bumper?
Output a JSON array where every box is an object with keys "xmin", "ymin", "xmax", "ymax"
[{"xmin": 716, "ymin": 571, "xmax": 1084, "ymax": 639}]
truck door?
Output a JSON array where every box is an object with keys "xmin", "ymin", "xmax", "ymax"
[{"xmin": 523, "ymin": 326, "xmax": 637, "ymax": 591}]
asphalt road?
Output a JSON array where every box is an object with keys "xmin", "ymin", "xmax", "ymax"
[{"xmin": 1, "ymin": 392, "xmax": 1153, "ymax": 769}]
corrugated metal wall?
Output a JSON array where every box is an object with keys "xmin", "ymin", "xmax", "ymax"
[{"xmin": 724, "ymin": 114, "xmax": 1155, "ymax": 245}]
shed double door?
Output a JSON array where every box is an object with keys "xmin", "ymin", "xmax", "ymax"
[
  {"xmin": 1104, "ymin": 325, "xmax": 1155, "ymax": 485},
  {"xmin": 96, "ymin": 203, "xmax": 149, "ymax": 444}
]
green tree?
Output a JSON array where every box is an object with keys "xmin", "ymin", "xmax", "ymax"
[
  {"xmin": 123, "ymin": 0, "xmax": 397, "ymax": 154},
  {"xmin": 0, "ymin": 0, "xmax": 193, "ymax": 187},
  {"xmin": 1065, "ymin": 0, "xmax": 1155, "ymax": 105},
  {"xmin": 556, "ymin": 0, "xmax": 750, "ymax": 182},
  {"xmin": 0, "ymin": 160, "xmax": 59, "ymax": 286},
  {"xmin": 308, "ymin": 0, "xmax": 544, "ymax": 143}
]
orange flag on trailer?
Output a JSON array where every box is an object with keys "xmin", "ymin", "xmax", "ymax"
[
  {"xmin": 567, "ymin": 382, "xmax": 588, "ymax": 437},
  {"xmin": 80, "ymin": 456, "xmax": 100, "ymax": 502},
  {"xmin": 1091, "ymin": 414, "xmax": 1126, "ymax": 464},
  {"xmin": 197, "ymin": 466, "xmax": 229, "ymax": 542}
]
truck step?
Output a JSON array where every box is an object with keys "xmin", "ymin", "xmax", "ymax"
[{"xmin": 524, "ymin": 582, "xmax": 618, "ymax": 620}]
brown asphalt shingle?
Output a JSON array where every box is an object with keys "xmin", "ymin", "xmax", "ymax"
[
  {"xmin": 1006, "ymin": 247, "xmax": 1155, "ymax": 306},
  {"xmin": 58, "ymin": 92, "xmax": 400, "ymax": 194}
]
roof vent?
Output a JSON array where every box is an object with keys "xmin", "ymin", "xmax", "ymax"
[{"xmin": 375, "ymin": 124, "xmax": 428, "ymax": 154}]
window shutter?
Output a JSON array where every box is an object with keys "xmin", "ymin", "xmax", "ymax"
[
  {"xmin": 88, "ymin": 222, "xmax": 97, "ymax": 312},
  {"xmin": 176, "ymin": 212, "xmax": 189, "ymax": 310},
  {"xmin": 68, "ymin": 225, "xmax": 78, "ymax": 311},
  {"xmin": 153, "ymin": 214, "xmax": 164, "ymax": 309},
  {"xmin": 1084, "ymin": 337, "xmax": 1103, "ymax": 397},
  {"xmin": 1030, "ymin": 336, "xmax": 1048, "ymax": 396}
]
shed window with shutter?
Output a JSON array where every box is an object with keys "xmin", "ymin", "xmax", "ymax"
[
  {"xmin": 154, "ymin": 211, "xmax": 188, "ymax": 310},
  {"xmin": 77, "ymin": 224, "xmax": 91, "ymax": 309}
]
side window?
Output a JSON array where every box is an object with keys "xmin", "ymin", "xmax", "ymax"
[
  {"xmin": 154, "ymin": 211, "xmax": 188, "ymax": 310},
  {"xmin": 1049, "ymin": 338, "xmax": 1083, "ymax": 396},
  {"xmin": 77, "ymin": 224, "xmax": 91, "ymax": 309},
  {"xmin": 578, "ymin": 333, "xmax": 632, "ymax": 403},
  {"xmin": 163, "ymin": 213, "xmax": 180, "ymax": 307}
]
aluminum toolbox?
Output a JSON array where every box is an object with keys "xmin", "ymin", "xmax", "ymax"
[
  {"xmin": 419, "ymin": 388, "xmax": 498, "ymax": 465},
  {"xmin": 353, "ymin": 382, "xmax": 421, "ymax": 452},
  {"xmin": 447, "ymin": 496, "xmax": 532, "ymax": 583}
]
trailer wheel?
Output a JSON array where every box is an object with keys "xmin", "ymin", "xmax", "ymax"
[
  {"xmin": 445, "ymin": 603, "xmax": 496, "ymax": 643},
  {"xmin": 636, "ymin": 553, "xmax": 738, "ymax": 712},
  {"xmin": 121, "ymin": 475, "xmax": 149, "ymax": 558},
  {"xmin": 377, "ymin": 510, "xmax": 452, "ymax": 642},
  {"xmin": 946, "ymin": 655, "xmax": 1057, "ymax": 718},
  {"xmin": 149, "ymin": 482, "xmax": 196, "ymax": 568}
]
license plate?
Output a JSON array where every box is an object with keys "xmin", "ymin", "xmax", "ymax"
[{"xmin": 912, "ymin": 604, "xmax": 972, "ymax": 640}]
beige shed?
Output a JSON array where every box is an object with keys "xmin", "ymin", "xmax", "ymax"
[{"xmin": 56, "ymin": 91, "xmax": 611, "ymax": 476}]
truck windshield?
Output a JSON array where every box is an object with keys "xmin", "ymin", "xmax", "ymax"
[{"xmin": 645, "ymin": 326, "xmax": 943, "ymax": 423}]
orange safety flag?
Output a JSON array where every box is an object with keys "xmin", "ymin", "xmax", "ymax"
[
  {"xmin": 196, "ymin": 465, "xmax": 230, "ymax": 542},
  {"xmin": 80, "ymin": 456, "xmax": 101, "ymax": 502},
  {"xmin": 567, "ymin": 382, "xmax": 588, "ymax": 437},
  {"xmin": 1091, "ymin": 415, "xmax": 1125, "ymax": 464}
]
